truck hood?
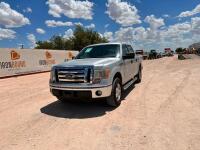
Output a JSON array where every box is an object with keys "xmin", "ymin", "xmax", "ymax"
[{"xmin": 56, "ymin": 58, "xmax": 120, "ymax": 67}]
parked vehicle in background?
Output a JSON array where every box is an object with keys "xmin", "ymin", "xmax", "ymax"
[
  {"xmin": 136, "ymin": 50, "xmax": 148, "ymax": 60},
  {"xmin": 166, "ymin": 52, "xmax": 174, "ymax": 57},
  {"xmin": 143, "ymin": 52, "xmax": 149, "ymax": 60},
  {"xmin": 157, "ymin": 52, "xmax": 162, "ymax": 58},
  {"xmin": 165, "ymin": 48, "xmax": 174, "ymax": 57},
  {"xmin": 49, "ymin": 43, "xmax": 143, "ymax": 107},
  {"xmin": 197, "ymin": 48, "xmax": 200, "ymax": 55},
  {"xmin": 149, "ymin": 50, "xmax": 158, "ymax": 59},
  {"xmin": 136, "ymin": 50, "xmax": 144, "ymax": 55},
  {"xmin": 161, "ymin": 52, "xmax": 167, "ymax": 57}
]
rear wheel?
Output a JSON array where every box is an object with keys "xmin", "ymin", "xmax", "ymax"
[{"xmin": 106, "ymin": 78, "xmax": 122, "ymax": 107}]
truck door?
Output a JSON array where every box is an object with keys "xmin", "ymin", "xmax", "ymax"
[
  {"xmin": 122, "ymin": 44, "xmax": 132, "ymax": 84},
  {"xmin": 127, "ymin": 45, "xmax": 138, "ymax": 77}
]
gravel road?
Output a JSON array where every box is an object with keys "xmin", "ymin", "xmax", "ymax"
[{"xmin": 0, "ymin": 55, "xmax": 200, "ymax": 150}]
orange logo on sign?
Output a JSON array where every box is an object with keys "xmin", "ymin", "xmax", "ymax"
[
  {"xmin": 67, "ymin": 51, "xmax": 75, "ymax": 59},
  {"xmin": 45, "ymin": 51, "xmax": 52, "ymax": 59},
  {"xmin": 11, "ymin": 50, "xmax": 20, "ymax": 60}
]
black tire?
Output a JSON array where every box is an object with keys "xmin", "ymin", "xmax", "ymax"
[
  {"xmin": 135, "ymin": 66, "xmax": 142, "ymax": 83},
  {"xmin": 106, "ymin": 78, "xmax": 122, "ymax": 107}
]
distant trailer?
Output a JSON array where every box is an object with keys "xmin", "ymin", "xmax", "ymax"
[
  {"xmin": 136, "ymin": 50, "xmax": 148, "ymax": 60},
  {"xmin": 164, "ymin": 48, "xmax": 172, "ymax": 53},
  {"xmin": 164, "ymin": 48, "xmax": 174, "ymax": 57},
  {"xmin": 136, "ymin": 50, "xmax": 144, "ymax": 55}
]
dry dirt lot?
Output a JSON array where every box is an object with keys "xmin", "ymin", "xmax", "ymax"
[{"xmin": 0, "ymin": 55, "xmax": 200, "ymax": 150}]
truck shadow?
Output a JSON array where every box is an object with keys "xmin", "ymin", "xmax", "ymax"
[
  {"xmin": 122, "ymin": 84, "xmax": 135, "ymax": 100},
  {"xmin": 40, "ymin": 84, "xmax": 135, "ymax": 119}
]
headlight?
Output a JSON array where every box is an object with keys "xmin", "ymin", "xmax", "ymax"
[
  {"xmin": 50, "ymin": 68, "xmax": 56, "ymax": 82},
  {"xmin": 93, "ymin": 68, "xmax": 110, "ymax": 84}
]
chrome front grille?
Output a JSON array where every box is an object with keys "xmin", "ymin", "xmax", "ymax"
[{"xmin": 56, "ymin": 67, "xmax": 92, "ymax": 83}]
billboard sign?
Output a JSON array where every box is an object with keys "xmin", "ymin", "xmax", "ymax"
[{"xmin": 0, "ymin": 49, "xmax": 78, "ymax": 78}]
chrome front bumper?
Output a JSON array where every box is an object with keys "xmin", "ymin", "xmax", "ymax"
[{"xmin": 50, "ymin": 84, "xmax": 112, "ymax": 98}]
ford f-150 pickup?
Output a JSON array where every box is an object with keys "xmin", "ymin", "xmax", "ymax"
[{"xmin": 50, "ymin": 43, "xmax": 143, "ymax": 107}]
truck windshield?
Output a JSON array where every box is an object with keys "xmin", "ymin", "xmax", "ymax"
[{"xmin": 76, "ymin": 44, "xmax": 120, "ymax": 59}]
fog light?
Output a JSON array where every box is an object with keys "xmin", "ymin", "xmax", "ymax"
[{"xmin": 96, "ymin": 90, "xmax": 102, "ymax": 96}]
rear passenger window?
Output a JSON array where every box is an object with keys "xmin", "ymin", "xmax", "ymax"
[
  {"xmin": 122, "ymin": 44, "xmax": 129, "ymax": 56},
  {"xmin": 127, "ymin": 45, "xmax": 134, "ymax": 53}
]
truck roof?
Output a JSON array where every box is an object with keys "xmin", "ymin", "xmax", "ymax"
[{"xmin": 85, "ymin": 42, "xmax": 132, "ymax": 47}]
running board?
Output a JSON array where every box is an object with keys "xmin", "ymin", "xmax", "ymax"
[{"xmin": 123, "ymin": 77, "xmax": 137, "ymax": 90}]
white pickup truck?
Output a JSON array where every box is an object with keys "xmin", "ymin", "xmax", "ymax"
[{"xmin": 50, "ymin": 43, "xmax": 143, "ymax": 107}]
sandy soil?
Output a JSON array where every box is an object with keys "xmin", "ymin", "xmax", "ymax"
[{"xmin": 0, "ymin": 55, "xmax": 200, "ymax": 150}]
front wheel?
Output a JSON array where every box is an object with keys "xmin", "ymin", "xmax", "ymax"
[{"xmin": 106, "ymin": 78, "xmax": 122, "ymax": 107}]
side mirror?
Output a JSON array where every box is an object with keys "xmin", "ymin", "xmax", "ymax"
[{"xmin": 123, "ymin": 52, "xmax": 135, "ymax": 59}]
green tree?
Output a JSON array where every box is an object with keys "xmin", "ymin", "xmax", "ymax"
[
  {"xmin": 35, "ymin": 25, "xmax": 108, "ymax": 50},
  {"xmin": 64, "ymin": 38, "xmax": 74, "ymax": 50},
  {"xmin": 50, "ymin": 36, "xmax": 65, "ymax": 50},
  {"xmin": 35, "ymin": 41, "xmax": 54, "ymax": 49}
]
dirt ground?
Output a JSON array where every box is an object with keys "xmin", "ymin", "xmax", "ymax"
[{"xmin": 0, "ymin": 55, "xmax": 200, "ymax": 150}]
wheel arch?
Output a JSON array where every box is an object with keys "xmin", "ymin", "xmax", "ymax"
[{"xmin": 113, "ymin": 72, "xmax": 122, "ymax": 83}]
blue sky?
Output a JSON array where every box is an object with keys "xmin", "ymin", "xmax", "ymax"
[{"xmin": 0, "ymin": 0, "xmax": 200, "ymax": 51}]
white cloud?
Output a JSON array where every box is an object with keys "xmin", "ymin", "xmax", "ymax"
[
  {"xmin": 36, "ymin": 28, "xmax": 45, "ymax": 34},
  {"xmin": 85, "ymin": 23, "xmax": 95, "ymax": 29},
  {"xmin": 112, "ymin": 16, "xmax": 165, "ymax": 43},
  {"xmin": 134, "ymin": 15, "xmax": 165, "ymax": 41},
  {"xmin": 99, "ymin": 32, "xmax": 103, "ymax": 38},
  {"xmin": 104, "ymin": 31, "xmax": 113, "ymax": 41},
  {"xmin": 0, "ymin": 2, "xmax": 30, "ymax": 28},
  {"xmin": 163, "ymin": 14, "xmax": 170, "ymax": 18},
  {"xmin": 161, "ymin": 22, "xmax": 191, "ymax": 39},
  {"xmin": 45, "ymin": 20, "xmax": 73, "ymax": 27},
  {"xmin": 178, "ymin": 4, "xmax": 200, "ymax": 18},
  {"xmin": 27, "ymin": 34, "xmax": 36, "ymax": 48},
  {"xmin": 111, "ymin": 15, "xmax": 200, "ymax": 51},
  {"xmin": 132, "ymin": 27, "xmax": 147, "ymax": 40},
  {"xmin": 74, "ymin": 22, "xmax": 83, "ymax": 26},
  {"xmin": 106, "ymin": 0, "xmax": 141, "ymax": 26},
  {"xmin": 63, "ymin": 29, "xmax": 74, "ymax": 39},
  {"xmin": 0, "ymin": 28, "xmax": 16, "ymax": 40},
  {"xmin": 191, "ymin": 17, "xmax": 200, "ymax": 34},
  {"xmin": 23, "ymin": 7, "xmax": 32, "ymax": 13},
  {"xmin": 144, "ymin": 15, "xmax": 165, "ymax": 30},
  {"xmin": 159, "ymin": 20, "xmax": 200, "ymax": 49},
  {"xmin": 47, "ymin": 0, "xmax": 93, "ymax": 20},
  {"xmin": 169, "ymin": 22, "xmax": 191, "ymax": 31},
  {"xmin": 114, "ymin": 27, "xmax": 135, "ymax": 42},
  {"xmin": 104, "ymin": 24, "xmax": 110, "ymax": 28}
]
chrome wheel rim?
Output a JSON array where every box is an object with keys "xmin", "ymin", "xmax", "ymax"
[{"xmin": 115, "ymin": 83, "xmax": 121, "ymax": 101}]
